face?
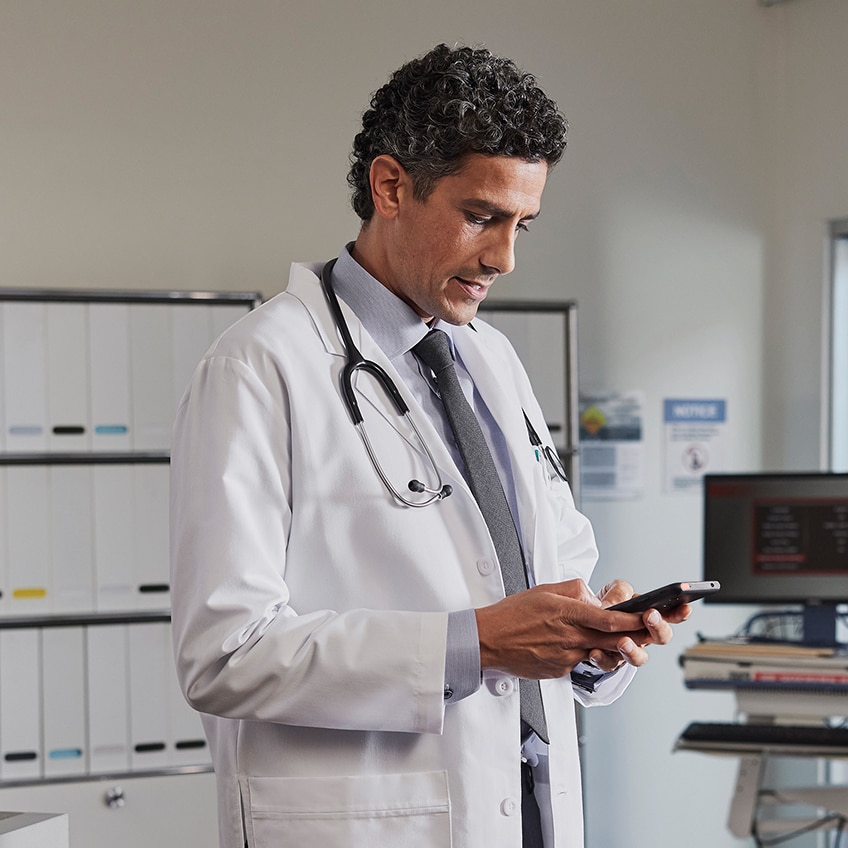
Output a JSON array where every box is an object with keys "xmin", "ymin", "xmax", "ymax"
[{"xmin": 371, "ymin": 153, "xmax": 549, "ymax": 325}]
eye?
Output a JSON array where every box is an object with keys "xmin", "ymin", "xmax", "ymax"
[
  {"xmin": 517, "ymin": 221, "xmax": 530, "ymax": 233},
  {"xmin": 466, "ymin": 212, "xmax": 490, "ymax": 226}
]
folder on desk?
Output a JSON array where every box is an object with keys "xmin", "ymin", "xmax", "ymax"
[
  {"xmin": 49, "ymin": 466, "xmax": 95, "ymax": 613},
  {"xmin": 42, "ymin": 627, "xmax": 86, "ymax": 777},
  {"xmin": 87, "ymin": 624, "xmax": 130, "ymax": 774},
  {"xmin": 92, "ymin": 464, "xmax": 135, "ymax": 612},
  {"xmin": 46, "ymin": 303, "xmax": 90, "ymax": 452},
  {"xmin": 5, "ymin": 465, "xmax": 51, "ymax": 614},
  {"xmin": 88, "ymin": 303, "xmax": 132, "ymax": 452},
  {"xmin": 128, "ymin": 623, "xmax": 170, "ymax": 770},
  {"xmin": 2, "ymin": 302, "xmax": 48, "ymax": 453},
  {"xmin": 130, "ymin": 304, "xmax": 174, "ymax": 451},
  {"xmin": 0, "ymin": 629, "xmax": 42, "ymax": 780}
]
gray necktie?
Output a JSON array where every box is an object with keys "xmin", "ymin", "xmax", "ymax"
[{"xmin": 413, "ymin": 329, "xmax": 548, "ymax": 743}]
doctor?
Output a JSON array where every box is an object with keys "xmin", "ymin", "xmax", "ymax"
[{"xmin": 170, "ymin": 43, "xmax": 685, "ymax": 848}]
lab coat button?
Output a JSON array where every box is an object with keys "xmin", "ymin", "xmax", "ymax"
[
  {"xmin": 494, "ymin": 677, "xmax": 515, "ymax": 696},
  {"xmin": 500, "ymin": 797, "xmax": 519, "ymax": 816},
  {"xmin": 476, "ymin": 558, "xmax": 495, "ymax": 576}
]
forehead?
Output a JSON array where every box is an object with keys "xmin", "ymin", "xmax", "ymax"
[{"xmin": 435, "ymin": 153, "xmax": 549, "ymax": 212}]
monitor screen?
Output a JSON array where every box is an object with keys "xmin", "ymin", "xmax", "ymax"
[{"xmin": 703, "ymin": 472, "xmax": 848, "ymax": 607}]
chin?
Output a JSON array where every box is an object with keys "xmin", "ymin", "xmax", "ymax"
[{"xmin": 437, "ymin": 302, "xmax": 480, "ymax": 327}]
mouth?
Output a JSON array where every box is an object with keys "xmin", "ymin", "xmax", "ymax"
[{"xmin": 454, "ymin": 277, "xmax": 491, "ymax": 302}]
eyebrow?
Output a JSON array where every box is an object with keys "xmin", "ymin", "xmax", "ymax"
[{"xmin": 464, "ymin": 199, "xmax": 541, "ymax": 222}]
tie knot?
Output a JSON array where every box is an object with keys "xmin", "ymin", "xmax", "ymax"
[{"xmin": 412, "ymin": 329, "xmax": 454, "ymax": 376}]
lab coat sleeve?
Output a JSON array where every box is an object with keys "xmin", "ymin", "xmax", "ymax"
[{"xmin": 169, "ymin": 353, "xmax": 448, "ymax": 735}]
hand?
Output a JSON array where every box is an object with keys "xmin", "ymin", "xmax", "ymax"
[
  {"xmin": 475, "ymin": 579, "xmax": 658, "ymax": 680},
  {"xmin": 475, "ymin": 578, "xmax": 690, "ymax": 680},
  {"xmin": 585, "ymin": 580, "xmax": 689, "ymax": 672}
]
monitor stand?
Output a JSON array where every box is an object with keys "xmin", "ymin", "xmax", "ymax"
[
  {"xmin": 801, "ymin": 602, "xmax": 841, "ymax": 648},
  {"xmin": 742, "ymin": 603, "xmax": 844, "ymax": 648}
]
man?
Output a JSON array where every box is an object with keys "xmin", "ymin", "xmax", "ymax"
[{"xmin": 170, "ymin": 43, "xmax": 684, "ymax": 848}]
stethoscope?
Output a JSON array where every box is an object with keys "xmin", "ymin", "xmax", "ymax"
[{"xmin": 320, "ymin": 259, "xmax": 568, "ymax": 508}]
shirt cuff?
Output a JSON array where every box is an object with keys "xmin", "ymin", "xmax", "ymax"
[
  {"xmin": 571, "ymin": 661, "xmax": 622, "ymax": 693},
  {"xmin": 444, "ymin": 609, "xmax": 481, "ymax": 703}
]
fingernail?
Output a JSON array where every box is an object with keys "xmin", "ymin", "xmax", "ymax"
[{"xmin": 647, "ymin": 610, "xmax": 661, "ymax": 626}]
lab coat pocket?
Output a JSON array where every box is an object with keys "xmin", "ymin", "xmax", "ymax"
[{"xmin": 239, "ymin": 770, "xmax": 452, "ymax": 847}]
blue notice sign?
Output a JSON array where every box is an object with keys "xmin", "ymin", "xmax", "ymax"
[
  {"xmin": 663, "ymin": 398, "xmax": 728, "ymax": 493},
  {"xmin": 663, "ymin": 399, "xmax": 727, "ymax": 424}
]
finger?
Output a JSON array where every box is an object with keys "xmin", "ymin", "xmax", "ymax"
[
  {"xmin": 640, "ymin": 608, "xmax": 674, "ymax": 646},
  {"xmin": 662, "ymin": 603, "xmax": 692, "ymax": 625},
  {"xmin": 616, "ymin": 636, "xmax": 649, "ymax": 667},
  {"xmin": 587, "ymin": 649, "xmax": 624, "ymax": 673},
  {"xmin": 570, "ymin": 603, "xmax": 646, "ymax": 633},
  {"xmin": 545, "ymin": 579, "xmax": 601, "ymax": 606},
  {"xmin": 596, "ymin": 579, "xmax": 634, "ymax": 607}
]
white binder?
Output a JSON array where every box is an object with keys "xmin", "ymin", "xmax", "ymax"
[
  {"xmin": 0, "ymin": 305, "xmax": 5, "ymax": 453},
  {"xmin": 2, "ymin": 302, "xmax": 48, "ymax": 452},
  {"xmin": 92, "ymin": 464, "xmax": 135, "ymax": 611},
  {"xmin": 5, "ymin": 465, "xmax": 51, "ymax": 614},
  {"xmin": 0, "ymin": 628, "xmax": 42, "ymax": 780},
  {"xmin": 46, "ymin": 302, "xmax": 90, "ymax": 452},
  {"xmin": 42, "ymin": 627, "xmax": 87, "ymax": 777},
  {"xmin": 49, "ymin": 465, "xmax": 95, "ymax": 613},
  {"xmin": 128, "ymin": 623, "xmax": 170, "ymax": 770},
  {"xmin": 165, "ymin": 625, "xmax": 209, "ymax": 767},
  {"xmin": 86, "ymin": 624, "xmax": 131, "ymax": 775},
  {"xmin": 129, "ymin": 304, "xmax": 173, "ymax": 451},
  {"xmin": 131, "ymin": 463, "xmax": 170, "ymax": 610},
  {"xmin": 88, "ymin": 303, "xmax": 132, "ymax": 452},
  {"xmin": 0, "ymin": 468, "xmax": 7, "ymax": 616}
]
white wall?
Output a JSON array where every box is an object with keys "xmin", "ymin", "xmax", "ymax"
[{"xmin": 2, "ymin": 2, "xmax": 845, "ymax": 847}]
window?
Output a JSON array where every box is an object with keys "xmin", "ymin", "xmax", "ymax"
[{"xmin": 829, "ymin": 219, "xmax": 848, "ymax": 471}]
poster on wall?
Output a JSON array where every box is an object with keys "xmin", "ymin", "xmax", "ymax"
[
  {"xmin": 663, "ymin": 398, "xmax": 727, "ymax": 493},
  {"xmin": 578, "ymin": 391, "xmax": 645, "ymax": 500}
]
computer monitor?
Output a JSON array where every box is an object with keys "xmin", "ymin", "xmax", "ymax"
[{"xmin": 703, "ymin": 472, "xmax": 848, "ymax": 646}]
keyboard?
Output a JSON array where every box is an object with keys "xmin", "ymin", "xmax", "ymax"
[{"xmin": 677, "ymin": 721, "xmax": 848, "ymax": 755}]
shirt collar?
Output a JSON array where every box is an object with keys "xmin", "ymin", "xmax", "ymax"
[{"xmin": 331, "ymin": 244, "xmax": 454, "ymax": 360}]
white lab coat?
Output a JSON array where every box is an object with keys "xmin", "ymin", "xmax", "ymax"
[{"xmin": 170, "ymin": 261, "xmax": 634, "ymax": 848}]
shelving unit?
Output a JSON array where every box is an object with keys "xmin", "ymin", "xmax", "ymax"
[{"xmin": 0, "ymin": 288, "xmax": 260, "ymax": 847}]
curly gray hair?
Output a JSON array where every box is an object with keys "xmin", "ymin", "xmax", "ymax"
[{"xmin": 348, "ymin": 43, "xmax": 568, "ymax": 221}]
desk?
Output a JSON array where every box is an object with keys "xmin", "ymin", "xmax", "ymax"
[
  {"xmin": 676, "ymin": 641, "xmax": 848, "ymax": 841},
  {"xmin": 0, "ymin": 813, "xmax": 68, "ymax": 847}
]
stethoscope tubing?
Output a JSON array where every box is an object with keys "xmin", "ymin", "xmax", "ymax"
[
  {"xmin": 320, "ymin": 259, "xmax": 450, "ymax": 507},
  {"xmin": 319, "ymin": 258, "xmax": 567, "ymax": 506}
]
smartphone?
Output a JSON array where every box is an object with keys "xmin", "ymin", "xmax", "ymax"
[{"xmin": 608, "ymin": 580, "xmax": 720, "ymax": 614}]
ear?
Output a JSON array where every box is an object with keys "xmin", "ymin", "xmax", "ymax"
[{"xmin": 368, "ymin": 155, "xmax": 412, "ymax": 220}]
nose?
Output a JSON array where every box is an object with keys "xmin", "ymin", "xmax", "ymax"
[{"xmin": 480, "ymin": 227, "xmax": 517, "ymax": 276}]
